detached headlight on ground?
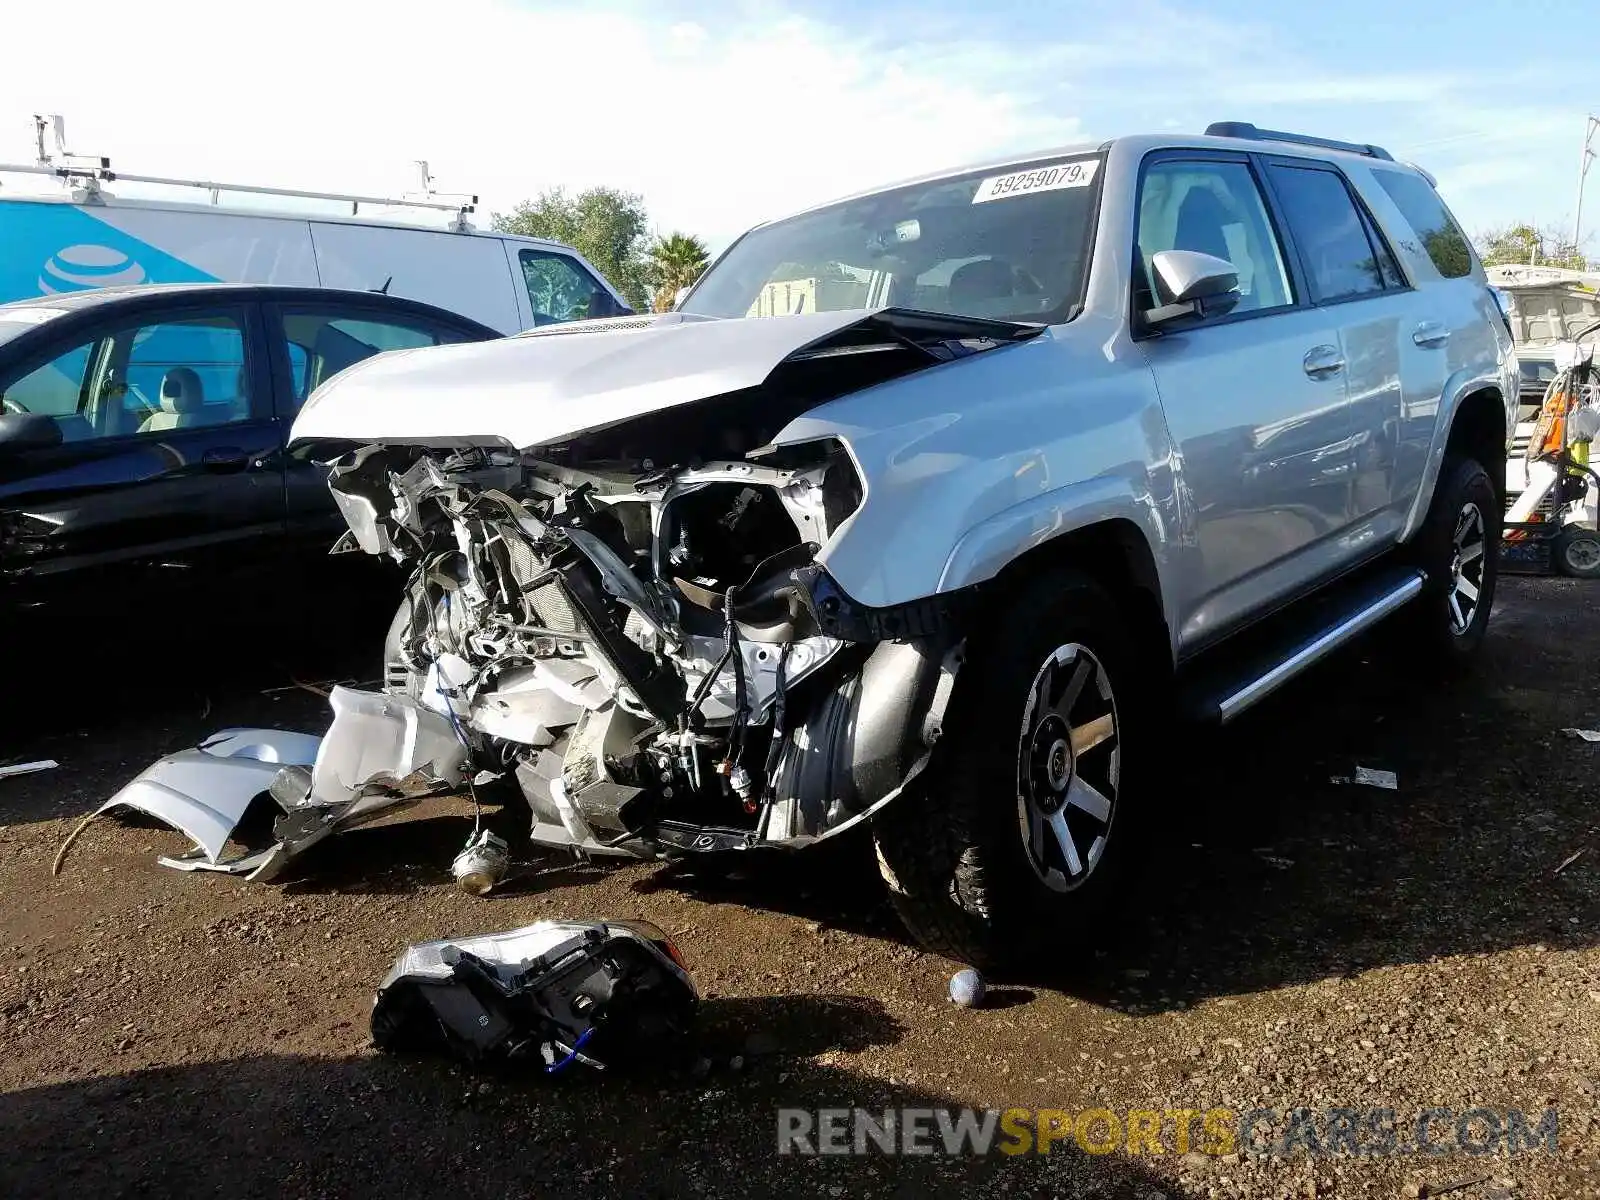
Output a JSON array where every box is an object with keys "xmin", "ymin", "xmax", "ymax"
[{"xmin": 370, "ymin": 918, "xmax": 699, "ymax": 1073}]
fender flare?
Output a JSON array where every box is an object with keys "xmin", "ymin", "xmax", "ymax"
[
  {"xmin": 935, "ymin": 473, "xmax": 1175, "ymax": 649},
  {"xmin": 1399, "ymin": 367, "xmax": 1513, "ymax": 542}
]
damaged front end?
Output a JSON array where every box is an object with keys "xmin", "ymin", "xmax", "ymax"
[
  {"xmin": 75, "ymin": 310, "xmax": 1031, "ymax": 881},
  {"xmin": 337, "ymin": 438, "xmax": 959, "ymax": 861},
  {"xmin": 301, "ymin": 310, "xmax": 1017, "ymax": 864}
]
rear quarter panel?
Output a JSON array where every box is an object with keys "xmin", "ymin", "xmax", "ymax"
[{"xmin": 1348, "ymin": 163, "xmax": 1516, "ymax": 534}]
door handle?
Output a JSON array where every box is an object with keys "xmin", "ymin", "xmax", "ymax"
[
  {"xmin": 1302, "ymin": 345, "xmax": 1346, "ymax": 378},
  {"xmin": 201, "ymin": 447, "xmax": 249, "ymax": 472},
  {"xmin": 1413, "ymin": 321, "xmax": 1451, "ymax": 348}
]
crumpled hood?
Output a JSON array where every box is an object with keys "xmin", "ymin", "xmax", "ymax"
[{"xmin": 289, "ymin": 308, "xmax": 909, "ymax": 451}]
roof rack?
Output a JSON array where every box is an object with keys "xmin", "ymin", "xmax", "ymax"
[
  {"xmin": 0, "ymin": 113, "xmax": 479, "ymax": 230},
  {"xmin": 1204, "ymin": 121, "xmax": 1395, "ymax": 162}
]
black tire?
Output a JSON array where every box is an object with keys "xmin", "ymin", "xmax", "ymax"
[
  {"xmin": 1403, "ymin": 456, "xmax": 1499, "ymax": 663},
  {"xmin": 1555, "ymin": 525, "xmax": 1600, "ymax": 579},
  {"xmin": 872, "ymin": 569, "xmax": 1153, "ymax": 970}
]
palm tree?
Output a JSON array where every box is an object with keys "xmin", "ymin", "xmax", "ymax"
[{"xmin": 648, "ymin": 232, "xmax": 711, "ymax": 312}]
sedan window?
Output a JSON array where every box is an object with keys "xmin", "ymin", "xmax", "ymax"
[
  {"xmin": 280, "ymin": 310, "xmax": 459, "ymax": 409},
  {"xmin": 0, "ymin": 342, "xmax": 101, "ymax": 442},
  {"xmin": 118, "ymin": 317, "xmax": 252, "ymax": 434},
  {"xmin": 1, "ymin": 314, "xmax": 256, "ymax": 442}
]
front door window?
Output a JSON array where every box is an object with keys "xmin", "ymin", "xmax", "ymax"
[{"xmin": 518, "ymin": 250, "xmax": 611, "ymax": 324}]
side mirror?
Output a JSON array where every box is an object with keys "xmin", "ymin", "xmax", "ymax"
[
  {"xmin": 0, "ymin": 412, "xmax": 64, "ymax": 455},
  {"xmin": 586, "ymin": 290, "xmax": 635, "ymax": 319},
  {"xmin": 1144, "ymin": 250, "xmax": 1241, "ymax": 327}
]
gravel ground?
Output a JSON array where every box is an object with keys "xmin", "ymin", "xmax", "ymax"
[{"xmin": 1, "ymin": 577, "xmax": 1597, "ymax": 1199}]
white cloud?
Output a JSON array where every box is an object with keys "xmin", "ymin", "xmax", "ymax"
[
  {"xmin": 0, "ymin": 0, "xmax": 1082, "ymax": 249},
  {"xmin": 0, "ymin": 0, "xmax": 1590, "ymax": 254}
]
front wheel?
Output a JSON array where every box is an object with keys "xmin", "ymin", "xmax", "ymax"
[{"xmin": 873, "ymin": 570, "xmax": 1150, "ymax": 970}]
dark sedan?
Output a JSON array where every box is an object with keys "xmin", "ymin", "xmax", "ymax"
[{"xmin": 0, "ymin": 284, "xmax": 500, "ymax": 622}]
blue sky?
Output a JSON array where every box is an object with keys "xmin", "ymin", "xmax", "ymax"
[{"xmin": 1, "ymin": 0, "xmax": 1592, "ymax": 252}]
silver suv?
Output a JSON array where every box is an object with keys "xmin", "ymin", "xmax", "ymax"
[{"xmin": 289, "ymin": 122, "xmax": 1516, "ymax": 967}]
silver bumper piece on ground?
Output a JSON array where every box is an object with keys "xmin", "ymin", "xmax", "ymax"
[
  {"xmin": 90, "ymin": 729, "xmax": 323, "ymax": 874},
  {"xmin": 77, "ymin": 686, "xmax": 467, "ymax": 880}
]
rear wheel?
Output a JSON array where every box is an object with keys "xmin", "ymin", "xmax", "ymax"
[
  {"xmin": 1404, "ymin": 456, "xmax": 1499, "ymax": 662},
  {"xmin": 873, "ymin": 570, "xmax": 1150, "ymax": 970}
]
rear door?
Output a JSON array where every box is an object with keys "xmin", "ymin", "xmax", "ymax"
[
  {"xmin": 262, "ymin": 300, "xmax": 498, "ymax": 547},
  {"xmin": 1258, "ymin": 157, "xmax": 1412, "ymax": 539},
  {"xmin": 0, "ymin": 301, "xmax": 285, "ymax": 594},
  {"xmin": 309, "ymin": 222, "xmax": 523, "ymax": 334}
]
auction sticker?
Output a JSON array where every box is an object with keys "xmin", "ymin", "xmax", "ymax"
[{"xmin": 972, "ymin": 159, "xmax": 1098, "ymax": 203}]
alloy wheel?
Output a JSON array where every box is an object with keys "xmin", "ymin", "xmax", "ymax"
[
  {"xmin": 1015, "ymin": 643, "xmax": 1119, "ymax": 893},
  {"xmin": 1447, "ymin": 502, "xmax": 1487, "ymax": 635}
]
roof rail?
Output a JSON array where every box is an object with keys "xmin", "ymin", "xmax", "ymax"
[
  {"xmin": 1, "ymin": 113, "xmax": 480, "ymax": 230},
  {"xmin": 1204, "ymin": 121, "xmax": 1395, "ymax": 162}
]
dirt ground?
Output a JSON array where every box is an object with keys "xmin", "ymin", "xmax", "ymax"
[{"xmin": 2, "ymin": 576, "xmax": 1597, "ymax": 1199}]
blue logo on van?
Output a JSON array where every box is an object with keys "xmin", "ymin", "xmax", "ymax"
[
  {"xmin": 39, "ymin": 243, "xmax": 149, "ymax": 292},
  {"xmin": 0, "ymin": 201, "xmax": 217, "ymax": 305}
]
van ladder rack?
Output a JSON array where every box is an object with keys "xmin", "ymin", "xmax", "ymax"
[{"xmin": 1, "ymin": 113, "xmax": 478, "ymax": 229}]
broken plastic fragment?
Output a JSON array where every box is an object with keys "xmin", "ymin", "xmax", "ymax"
[
  {"xmin": 59, "ymin": 729, "xmax": 323, "ymax": 874},
  {"xmin": 1330, "ymin": 766, "xmax": 1398, "ymax": 789},
  {"xmin": 74, "ymin": 686, "xmax": 469, "ymax": 883},
  {"xmin": 0, "ymin": 759, "xmax": 58, "ymax": 779}
]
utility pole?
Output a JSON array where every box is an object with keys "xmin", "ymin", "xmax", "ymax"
[{"xmin": 1577, "ymin": 114, "xmax": 1599, "ymax": 262}]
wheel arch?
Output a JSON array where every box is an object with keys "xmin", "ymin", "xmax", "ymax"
[
  {"xmin": 974, "ymin": 517, "xmax": 1174, "ymax": 670},
  {"xmin": 1402, "ymin": 381, "xmax": 1511, "ymax": 541},
  {"xmin": 1444, "ymin": 385, "xmax": 1511, "ymax": 506}
]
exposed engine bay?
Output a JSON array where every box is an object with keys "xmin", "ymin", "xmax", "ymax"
[
  {"xmin": 302, "ymin": 310, "xmax": 1038, "ymax": 861},
  {"xmin": 328, "ymin": 431, "xmax": 957, "ymax": 858}
]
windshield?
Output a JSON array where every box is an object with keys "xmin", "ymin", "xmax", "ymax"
[{"xmin": 681, "ymin": 154, "xmax": 1103, "ymax": 325}]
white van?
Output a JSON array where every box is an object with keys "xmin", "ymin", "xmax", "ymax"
[{"xmin": 0, "ymin": 132, "xmax": 632, "ymax": 334}]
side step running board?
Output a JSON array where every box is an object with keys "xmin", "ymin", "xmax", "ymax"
[{"xmin": 1184, "ymin": 567, "xmax": 1426, "ymax": 725}]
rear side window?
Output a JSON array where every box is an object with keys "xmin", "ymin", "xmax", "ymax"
[
  {"xmin": 279, "ymin": 309, "xmax": 465, "ymax": 409},
  {"xmin": 123, "ymin": 319, "xmax": 250, "ymax": 421},
  {"xmin": 1266, "ymin": 164, "xmax": 1399, "ymax": 303},
  {"xmin": 1371, "ymin": 170, "xmax": 1474, "ymax": 279}
]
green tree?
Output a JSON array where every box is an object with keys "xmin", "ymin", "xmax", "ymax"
[
  {"xmin": 494, "ymin": 186, "xmax": 653, "ymax": 310},
  {"xmin": 1476, "ymin": 223, "xmax": 1588, "ymax": 271},
  {"xmin": 645, "ymin": 232, "xmax": 711, "ymax": 312}
]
